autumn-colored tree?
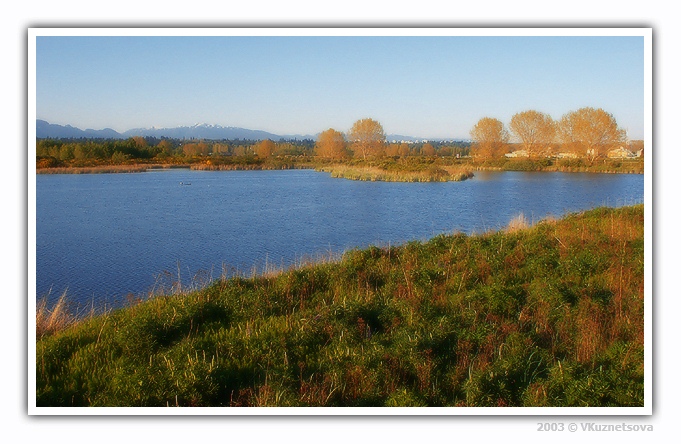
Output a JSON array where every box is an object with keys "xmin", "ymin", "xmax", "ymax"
[
  {"xmin": 509, "ymin": 110, "xmax": 556, "ymax": 158},
  {"xmin": 398, "ymin": 143, "xmax": 410, "ymax": 156},
  {"xmin": 385, "ymin": 143, "xmax": 400, "ymax": 157},
  {"xmin": 182, "ymin": 141, "xmax": 209, "ymax": 157},
  {"xmin": 558, "ymin": 107, "xmax": 626, "ymax": 164},
  {"xmin": 315, "ymin": 128, "xmax": 349, "ymax": 159},
  {"xmin": 254, "ymin": 139, "xmax": 276, "ymax": 158},
  {"xmin": 421, "ymin": 143, "xmax": 436, "ymax": 156},
  {"xmin": 347, "ymin": 118, "xmax": 386, "ymax": 159},
  {"xmin": 182, "ymin": 143, "xmax": 196, "ymax": 156},
  {"xmin": 470, "ymin": 117, "xmax": 509, "ymax": 159}
]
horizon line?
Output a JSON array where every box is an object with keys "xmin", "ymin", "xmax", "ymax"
[{"xmin": 35, "ymin": 119, "xmax": 474, "ymax": 141}]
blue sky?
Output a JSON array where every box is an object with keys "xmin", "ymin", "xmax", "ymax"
[{"xmin": 35, "ymin": 34, "xmax": 645, "ymax": 139}]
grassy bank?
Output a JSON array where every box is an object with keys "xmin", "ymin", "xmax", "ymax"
[{"xmin": 36, "ymin": 205, "xmax": 644, "ymax": 407}]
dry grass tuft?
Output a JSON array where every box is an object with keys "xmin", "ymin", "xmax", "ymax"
[
  {"xmin": 36, "ymin": 290, "xmax": 73, "ymax": 338},
  {"xmin": 506, "ymin": 213, "xmax": 530, "ymax": 233}
]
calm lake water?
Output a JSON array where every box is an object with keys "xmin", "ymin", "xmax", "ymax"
[{"xmin": 35, "ymin": 169, "xmax": 644, "ymax": 309}]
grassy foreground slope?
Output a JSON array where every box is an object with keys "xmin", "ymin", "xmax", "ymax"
[{"xmin": 36, "ymin": 206, "xmax": 644, "ymax": 407}]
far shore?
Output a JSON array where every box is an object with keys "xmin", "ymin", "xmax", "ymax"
[
  {"xmin": 36, "ymin": 157, "xmax": 644, "ymax": 177},
  {"xmin": 35, "ymin": 164, "xmax": 191, "ymax": 174}
]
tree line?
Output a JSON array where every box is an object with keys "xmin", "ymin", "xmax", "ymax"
[
  {"xmin": 311, "ymin": 109, "xmax": 641, "ymax": 164},
  {"xmin": 36, "ymin": 108, "xmax": 640, "ymax": 169},
  {"xmin": 35, "ymin": 136, "xmax": 318, "ymax": 168},
  {"xmin": 313, "ymin": 119, "xmax": 470, "ymax": 160},
  {"xmin": 35, "ymin": 123, "xmax": 470, "ymax": 168},
  {"xmin": 469, "ymin": 107, "xmax": 641, "ymax": 163}
]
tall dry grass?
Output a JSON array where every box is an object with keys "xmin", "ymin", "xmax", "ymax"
[
  {"xmin": 317, "ymin": 164, "xmax": 474, "ymax": 182},
  {"xmin": 506, "ymin": 213, "xmax": 530, "ymax": 233},
  {"xmin": 36, "ymin": 291, "xmax": 73, "ymax": 338}
]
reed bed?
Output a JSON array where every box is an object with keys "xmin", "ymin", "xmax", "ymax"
[{"xmin": 317, "ymin": 164, "xmax": 474, "ymax": 182}]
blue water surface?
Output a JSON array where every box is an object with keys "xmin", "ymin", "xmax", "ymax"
[{"xmin": 36, "ymin": 169, "xmax": 644, "ymax": 309}]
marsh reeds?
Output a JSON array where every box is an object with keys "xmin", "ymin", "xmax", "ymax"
[{"xmin": 317, "ymin": 164, "xmax": 474, "ymax": 182}]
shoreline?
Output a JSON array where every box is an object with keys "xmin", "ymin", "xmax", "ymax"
[
  {"xmin": 35, "ymin": 163, "xmax": 192, "ymax": 174},
  {"xmin": 36, "ymin": 159, "xmax": 644, "ymax": 177}
]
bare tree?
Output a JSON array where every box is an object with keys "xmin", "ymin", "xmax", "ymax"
[
  {"xmin": 347, "ymin": 118, "xmax": 386, "ymax": 159},
  {"xmin": 509, "ymin": 110, "xmax": 556, "ymax": 158},
  {"xmin": 558, "ymin": 107, "xmax": 626, "ymax": 164}
]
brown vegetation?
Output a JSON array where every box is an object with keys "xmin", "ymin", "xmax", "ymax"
[
  {"xmin": 315, "ymin": 128, "xmax": 349, "ymax": 159},
  {"xmin": 509, "ymin": 110, "xmax": 557, "ymax": 158},
  {"xmin": 347, "ymin": 118, "xmax": 387, "ymax": 160},
  {"xmin": 558, "ymin": 107, "xmax": 626, "ymax": 164},
  {"xmin": 470, "ymin": 117, "xmax": 510, "ymax": 159}
]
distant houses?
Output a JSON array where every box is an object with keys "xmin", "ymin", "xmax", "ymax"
[
  {"xmin": 503, "ymin": 145, "xmax": 643, "ymax": 159},
  {"xmin": 504, "ymin": 149, "xmax": 529, "ymax": 158},
  {"xmin": 607, "ymin": 146, "xmax": 640, "ymax": 159}
]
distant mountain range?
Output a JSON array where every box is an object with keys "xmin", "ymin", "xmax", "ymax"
[
  {"xmin": 36, "ymin": 120, "xmax": 122, "ymax": 139},
  {"xmin": 35, "ymin": 120, "xmax": 467, "ymax": 143},
  {"xmin": 36, "ymin": 120, "xmax": 313, "ymax": 141}
]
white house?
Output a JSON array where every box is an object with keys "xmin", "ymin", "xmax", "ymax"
[
  {"xmin": 607, "ymin": 146, "xmax": 636, "ymax": 158},
  {"xmin": 504, "ymin": 150, "xmax": 529, "ymax": 158}
]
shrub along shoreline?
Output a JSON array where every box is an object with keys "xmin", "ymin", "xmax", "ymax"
[{"xmin": 36, "ymin": 205, "xmax": 644, "ymax": 407}]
